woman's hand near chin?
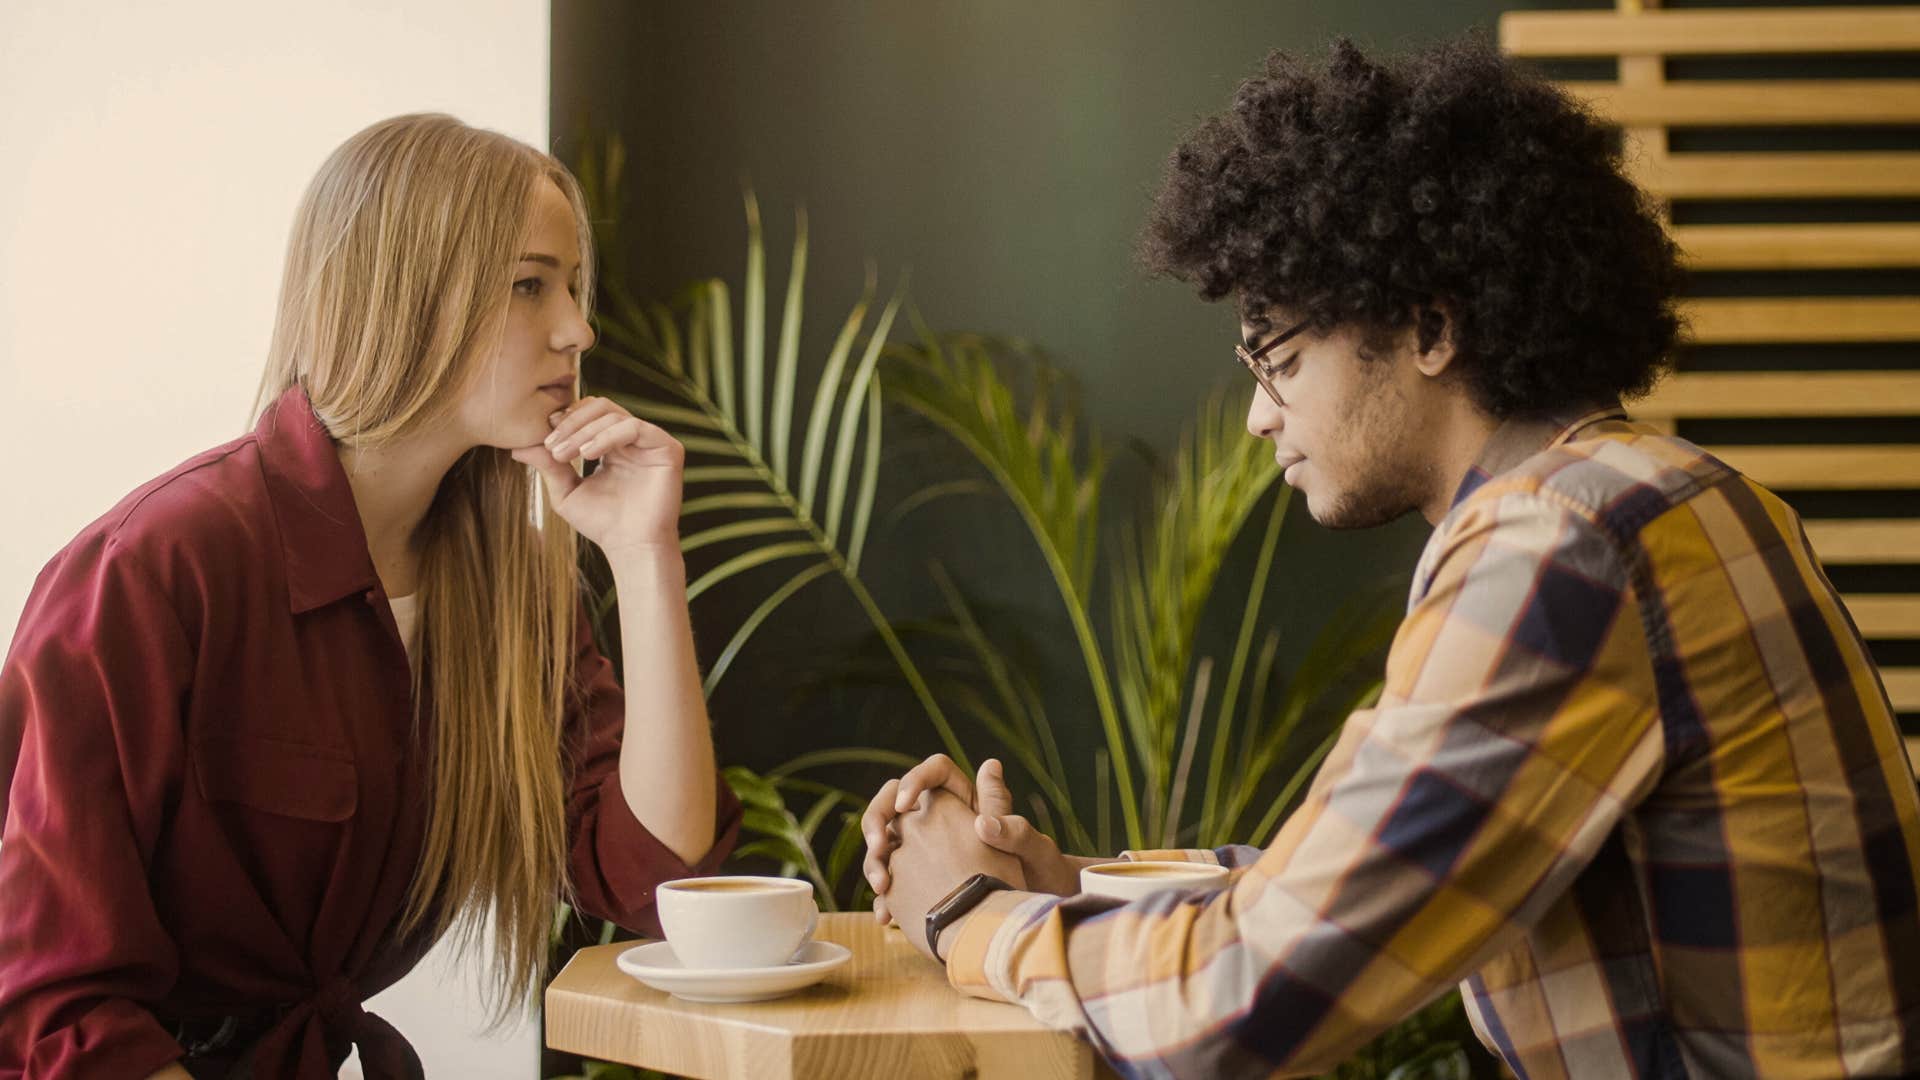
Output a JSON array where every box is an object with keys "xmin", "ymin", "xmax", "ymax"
[
  {"xmin": 511, "ymin": 396, "xmax": 684, "ymax": 560},
  {"xmin": 522, "ymin": 398, "xmax": 719, "ymax": 864}
]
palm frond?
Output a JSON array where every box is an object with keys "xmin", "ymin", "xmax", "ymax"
[
  {"xmin": 770, "ymin": 208, "xmax": 808, "ymax": 477},
  {"xmin": 1219, "ymin": 580, "xmax": 1405, "ymax": 840},
  {"xmin": 1107, "ymin": 386, "xmax": 1284, "ymax": 844},
  {"xmin": 1197, "ymin": 490, "xmax": 1290, "ymax": 846},
  {"xmin": 925, "ymin": 564, "xmax": 1093, "ymax": 853},
  {"xmin": 826, "ymin": 283, "xmax": 904, "ymax": 546},
  {"xmin": 846, "ymin": 382, "xmax": 883, "ymax": 574},
  {"xmin": 767, "ymin": 746, "xmax": 922, "ymax": 777},
  {"xmin": 741, "ymin": 193, "xmax": 768, "ymax": 451},
  {"xmin": 722, "ymin": 765, "xmax": 851, "ymax": 907},
  {"xmin": 719, "ymin": 753, "xmax": 913, "ymax": 911},
  {"xmin": 703, "ymin": 562, "xmax": 835, "ymax": 696}
]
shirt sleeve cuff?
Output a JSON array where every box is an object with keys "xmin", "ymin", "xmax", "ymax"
[
  {"xmin": 24, "ymin": 998, "xmax": 187, "ymax": 1080},
  {"xmin": 944, "ymin": 889, "xmax": 1058, "ymax": 1002},
  {"xmin": 588, "ymin": 768, "xmax": 742, "ymax": 933}
]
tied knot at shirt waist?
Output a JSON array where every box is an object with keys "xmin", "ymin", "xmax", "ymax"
[
  {"xmin": 240, "ymin": 975, "xmax": 424, "ymax": 1079},
  {"xmin": 309, "ymin": 972, "xmax": 360, "ymax": 1022}
]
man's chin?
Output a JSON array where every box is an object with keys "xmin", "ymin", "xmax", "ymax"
[{"xmin": 1304, "ymin": 489, "xmax": 1414, "ymax": 531}]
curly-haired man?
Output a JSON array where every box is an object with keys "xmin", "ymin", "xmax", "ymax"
[{"xmin": 865, "ymin": 37, "xmax": 1920, "ymax": 1078}]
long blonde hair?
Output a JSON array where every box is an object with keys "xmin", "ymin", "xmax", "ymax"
[{"xmin": 256, "ymin": 113, "xmax": 596, "ymax": 1016}]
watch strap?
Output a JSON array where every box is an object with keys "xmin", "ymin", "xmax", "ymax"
[{"xmin": 924, "ymin": 872, "xmax": 1012, "ymax": 959}]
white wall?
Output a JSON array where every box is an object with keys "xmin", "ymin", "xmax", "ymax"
[{"xmin": 0, "ymin": 1, "xmax": 550, "ymax": 1075}]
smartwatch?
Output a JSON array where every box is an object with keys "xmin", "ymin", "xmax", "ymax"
[{"xmin": 924, "ymin": 873, "xmax": 1012, "ymax": 960}]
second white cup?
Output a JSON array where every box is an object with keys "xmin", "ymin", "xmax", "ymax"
[{"xmin": 1079, "ymin": 860, "xmax": 1230, "ymax": 902}]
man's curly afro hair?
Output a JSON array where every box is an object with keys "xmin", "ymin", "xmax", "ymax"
[{"xmin": 1140, "ymin": 35, "xmax": 1685, "ymax": 420}]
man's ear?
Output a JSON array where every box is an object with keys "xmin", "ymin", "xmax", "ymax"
[{"xmin": 1412, "ymin": 302, "xmax": 1457, "ymax": 377}]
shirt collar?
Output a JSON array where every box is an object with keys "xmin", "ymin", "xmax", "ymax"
[
  {"xmin": 255, "ymin": 385, "xmax": 381, "ymax": 613},
  {"xmin": 1449, "ymin": 403, "xmax": 1629, "ymax": 511}
]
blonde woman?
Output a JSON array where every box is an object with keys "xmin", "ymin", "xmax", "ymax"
[{"xmin": 0, "ymin": 114, "xmax": 739, "ymax": 1079}]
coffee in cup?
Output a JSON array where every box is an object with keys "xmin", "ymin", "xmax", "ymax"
[
  {"xmin": 1079, "ymin": 860, "xmax": 1230, "ymax": 902},
  {"xmin": 656, "ymin": 876, "xmax": 818, "ymax": 969}
]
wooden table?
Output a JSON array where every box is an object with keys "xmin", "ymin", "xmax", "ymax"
[{"xmin": 545, "ymin": 912, "xmax": 1110, "ymax": 1079}]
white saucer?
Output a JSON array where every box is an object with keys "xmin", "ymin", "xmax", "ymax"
[{"xmin": 615, "ymin": 939, "xmax": 852, "ymax": 1004}]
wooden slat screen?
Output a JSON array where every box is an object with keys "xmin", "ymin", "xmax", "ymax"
[{"xmin": 1500, "ymin": 1, "xmax": 1920, "ymax": 771}]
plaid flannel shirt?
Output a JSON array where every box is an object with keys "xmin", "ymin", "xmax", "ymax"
[{"xmin": 944, "ymin": 409, "xmax": 1920, "ymax": 1078}]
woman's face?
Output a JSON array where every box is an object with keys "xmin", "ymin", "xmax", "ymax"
[{"xmin": 456, "ymin": 178, "xmax": 595, "ymax": 452}]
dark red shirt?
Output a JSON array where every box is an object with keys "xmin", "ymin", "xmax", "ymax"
[{"xmin": 0, "ymin": 387, "xmax": 741, "ymax": 1078}]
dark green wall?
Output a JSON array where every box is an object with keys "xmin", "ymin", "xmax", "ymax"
[
  {"xmin": 552, "ymin": 2, "xmax": 1590, "ymax": 444},
  {"xmin": 548, "ymin": 1, "xmax": 1594, "ymax": 787}
]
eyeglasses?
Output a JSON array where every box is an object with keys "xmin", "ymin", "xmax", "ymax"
[{"xmin": 1235, "ymin": 319, "xmax": 1309, "ymax": 409}]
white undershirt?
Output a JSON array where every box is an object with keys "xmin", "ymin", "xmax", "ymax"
[{"xmin": 388, "ymin": 592, "xmax": 418, "ymax": 661}]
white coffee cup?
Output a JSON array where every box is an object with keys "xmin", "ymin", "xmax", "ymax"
[
  {"xmin": 656, "ymin": 876, "xmax": 818, "ymax": 969},
  {"xmin": 1079, "ymin": 860, "xmax": 1230, "ymax": 902}
]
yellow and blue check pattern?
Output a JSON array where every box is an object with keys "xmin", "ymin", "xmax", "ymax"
[{"xmin": 945, "ymin": 409, "xmax": 1920, "ymax": 1078}]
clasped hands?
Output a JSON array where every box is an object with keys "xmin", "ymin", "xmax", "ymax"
[{"xmin": 860, "ymin": 755, "xmax": 1098, "ymax": 962}]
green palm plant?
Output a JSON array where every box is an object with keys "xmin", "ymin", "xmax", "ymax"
[{"xmin": 1108, "ymin": 387, "xmax": 1295, "ymax": 848}]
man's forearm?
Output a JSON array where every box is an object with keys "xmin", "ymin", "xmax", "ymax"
[{"xmin": 610, "ymin": 548, "xmax": 717, "ymax": 865}]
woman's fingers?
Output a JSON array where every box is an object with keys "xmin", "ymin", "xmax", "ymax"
[
  {"xmin": 580, "ymin": 418, "xmax": 651, "ymax": 461},
  {"xmin": 543, "ymin": 396, "xmax": 623, "ymax": 453},
  {"xmin": 547, "ymin": 401, "xmax": 682, "ymax": 466},
  {"xmin": 551, "ymin": 414, "xmax": 629, "ymax": 462}
]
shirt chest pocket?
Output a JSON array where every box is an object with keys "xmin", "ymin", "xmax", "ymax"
[{"xmin": 191, "ymin": 734, "xmax": 358, "ymax": 821}]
